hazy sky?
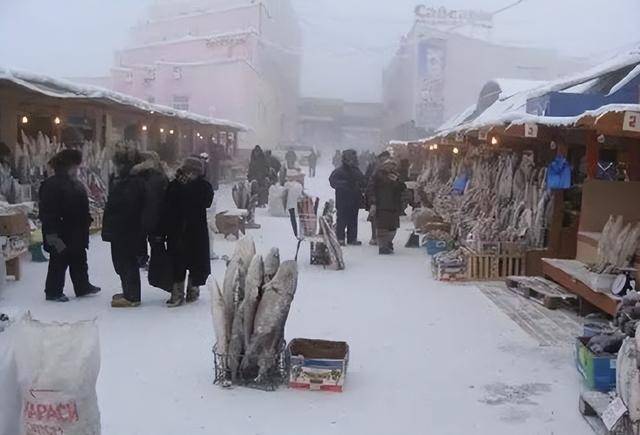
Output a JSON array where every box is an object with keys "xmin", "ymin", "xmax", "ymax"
[{"xmin": 0, "ymin": 0, "xmax": 639, "ymax": 102}]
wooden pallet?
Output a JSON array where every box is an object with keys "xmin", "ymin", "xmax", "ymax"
[
  {"xmin": 506, "ymin": 276, "xmax": 578, "ymax": 309},
  {"xmin": 579, "ymin": 391, "xmax": 632, "ymax": 435},
  {"xmin": 465, "ymin": 249, "xmax": 525, "ymax": 281}
]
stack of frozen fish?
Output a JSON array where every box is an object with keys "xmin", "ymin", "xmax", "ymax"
[{"xmin": 210, "ymin": 236, "xmax": 298, "ymax": 386}]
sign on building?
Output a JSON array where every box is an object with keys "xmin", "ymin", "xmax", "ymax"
[
  {"xmin": 414, "ymin": 5, "xmax": 494, "ymax": 29},
  {"xmin": 415, "ymin": 39, "xmax": 446, "ymax": 131}
]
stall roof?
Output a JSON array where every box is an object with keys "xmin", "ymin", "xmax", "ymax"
[
  {"xmin": 0, "ymin": 66, "xmax": 250, "ymax": 132},
  {"xmin": 425, "ymin": 45, "xmax": 640, "ymax": 140}
]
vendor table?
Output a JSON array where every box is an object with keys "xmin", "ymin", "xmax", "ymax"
[{"xmin": 542, "ymin": 258, "xmax": 619, "ymax": 316}]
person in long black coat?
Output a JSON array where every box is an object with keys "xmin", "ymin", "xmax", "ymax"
[
  {"xmin": 368, "ymin": 158, "xmax": 407, "ymax": 255},
  {"xmin": 162, "ymin": 156, "xmax": 214, "ymax": 307},
  {"xmin": 39, "ymin": 149, "xmax": 101, "ymax": 302},
  {"xmin": 102, "ymin": 148, "xmax": 146, "ymax": 308},
  {"xmin": 364, "ymin": 151, "xmax": 390, "ymax": 245},
  {"xmin": 329, "ymin": 149, "xmax": 365, "ymax": 245},
  {"xmin": 248, "ymin": 146, "xmax": 269, "ymax": 206},
  {"xmin": 130, "ymin": 151, "xmax": 169, "ymax": 268}
]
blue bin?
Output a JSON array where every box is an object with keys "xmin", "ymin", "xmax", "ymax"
[{"xmin": 425, "ymin": 239, "xmax": 449, "ymax": 256}]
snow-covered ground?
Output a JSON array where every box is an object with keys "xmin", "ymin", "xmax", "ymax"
[{"xmin": 0, "ymin": 161, "xmax": 590, "ymax": 435}]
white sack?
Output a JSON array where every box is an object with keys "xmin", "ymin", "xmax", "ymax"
[{"xmin": 14, "ymin": 316, "xmax": 101, "ymax": 435}]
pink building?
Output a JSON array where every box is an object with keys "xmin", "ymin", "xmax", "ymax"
[{"xmin": 109, "ymin": 0, "xmax": 301, "ymax": 147}]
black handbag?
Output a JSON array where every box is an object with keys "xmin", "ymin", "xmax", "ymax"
[{"xmin": 148, "ymin": 242, "xmax": 173, "ymax": 292}]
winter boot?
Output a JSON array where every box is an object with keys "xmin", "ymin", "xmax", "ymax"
[
  {"xmin": 111, "ymin": 297, "xmax": 141, "ymax": 308},
  {"xmin": 167, "ymin": 281, "xmax": 185, "ymax": 308},
  {"xmin": 186, "ymin": 281, "xmax": 200, "ymax": 303},
  {"xmin": 46, "ymin": 294, "xmax": 69, "ymax": 303}
]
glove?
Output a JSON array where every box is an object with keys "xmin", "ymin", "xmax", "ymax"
[{"xmin": 45, "ymin": 234, "xmax": 67, "ymax": 254}]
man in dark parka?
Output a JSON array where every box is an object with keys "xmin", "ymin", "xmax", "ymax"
[
  {"xmin": 102, "ymin": 148, "xmax": 146, "ymax": 308},
  {"xmin": 40, "ymin": 149, "xmax": 101, "ymax": 302},
  {"xmin": 162, "ymin": 156, "xmax": 214, "ymax": 307},
  {"xmin": 329, "ymin": 149, "xmax": 365, "ymax": 246},
  {"xmin": 368, "ymin": 158, "xmax": 406, "ymax": 255}
]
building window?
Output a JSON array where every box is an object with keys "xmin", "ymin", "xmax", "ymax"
[{"xmin": 172, "ymin": 95, "xmax": 190, "ymax": 111}]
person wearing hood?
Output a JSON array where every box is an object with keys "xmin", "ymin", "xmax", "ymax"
[
  {"xmin": 162, "ymin": 156, "xmax": 214, "ymax": 308},
  {"xmin": 248, "ymin": 146, "xmax": 269, "ymax": 183},
  {"xmin": 130, "ymin": 151, "xmax": 169, "ymax": 268},
  {"xmin": 364, "ymin": 151, "xmax": 391, "ymax": 245},
  {"xmin": 329, "ymin": 149, "xmax": 365, "ymax": 246},
  {"xmin": 102, "ymin": 147, "xmax": 146, "ymax": 308},
  {"xmin": 265, "ymin": 150, "xmax": 281, "ymax": 184},
  {"xmin": 39, "ymin": 149, "xmax": 101, "ymax": 302},
  {"xmin": 285, "ymin": 148, "xmax": 298, "ymax": 170},
  {"xmin": 368, "ymin": 158, "xmax": 406, "ymax": 255}
]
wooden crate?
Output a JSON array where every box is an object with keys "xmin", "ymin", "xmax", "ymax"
[{"xmin": 465, "ymin": 249, "xmax": 525, "ymax": 280}]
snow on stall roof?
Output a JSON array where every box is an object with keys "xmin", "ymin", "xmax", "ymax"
[
  {"xmin": 0, "ymin": 65, "xmax": 250, "ymax": 131},
  {"xmin": 492, "ymin": 78, "xmax": 548, "ymax": 99},
  {"xmin": 608, "ymin": 63, "xmax": 640, "ymax": 95},
  {"xmin": 421, "ymin": 44, "xmax": 640, "ymax": 141},
  {"xmin": 438, "ymin": 104, "xmax": 477, "ymax": 132}
]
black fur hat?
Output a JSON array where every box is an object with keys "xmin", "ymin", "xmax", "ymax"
[{"xmin": 49, "ymin": 149, "xmax": 83, "ymax": 173}]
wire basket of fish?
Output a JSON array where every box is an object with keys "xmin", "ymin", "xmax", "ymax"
[{"xmin": 212, "ymin": 340, "xmax": 288, "ymax": 391}]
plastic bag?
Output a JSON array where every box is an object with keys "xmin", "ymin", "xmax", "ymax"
[
  {"xmin": 14, "ymin": 316, "xmax": 101, "ymax": 435},
  {"xmin": 0, "ymin": 323, "xmax": 20, "ymax": 435},
  {"xmin": 268, "ymin": 185, "xmax": 288, "ymax": 217}
]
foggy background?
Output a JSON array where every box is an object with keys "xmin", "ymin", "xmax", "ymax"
[{"xmin": 1, "ymin": 0, "xmax": 639, "ymax": 102}]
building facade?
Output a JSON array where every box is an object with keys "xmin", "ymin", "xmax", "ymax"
[
  {"xmin": 108, "ymin": 0, "xmax": 301, "ymax": 147},
  {"xmin": 298, "ymin": 97, "xmax": 383, "ymax": 152},
  {"xmin": 382, "ymin": 6, "xmax": 588, "ymax": 141}
]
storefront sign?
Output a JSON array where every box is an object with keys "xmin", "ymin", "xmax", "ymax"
[
  {"xmin": 414, "ymin": 5, "xmax": 493, "ymax": 29},
  {"xmin": 524, "ymin": 123, "xmax": 539, "ymax": 138},
  {"xmin": 623, "ymin": 111, "xmax": 640, "ymax": 132}
]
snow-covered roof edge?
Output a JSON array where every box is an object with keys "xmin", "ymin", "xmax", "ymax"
[{"xmin": 0, "ymin": 66, "xmax": 250, "ymax": 132}]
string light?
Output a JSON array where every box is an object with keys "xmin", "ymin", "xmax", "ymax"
[
  {"xmin": 453, "ymin": 147, "xmax": 460, "ymax": 155},
  {"xmin": 21, "ymin": 116, "xmax": 29, "ymax": 124},
  {"xmin": 53, "ymin": 116, "xmax": 61, "ymax": 125},
  {"xmin": 433, "ymin": 143, "xmax": 439, "ymax": 150},
  {"xmin": 169, "ymin": 129, "xmax": 174, "ymax": 135},
  {"xmin": 160, "ymin": 128, "xmax": 165, "ymax": 133},
  {"xmin": 142, "ymin": 125, "xmax": 148, "ymax": 132},
  {"xmin": 491, "ymin": 136, "xmax": 499, "ymax": 146}
]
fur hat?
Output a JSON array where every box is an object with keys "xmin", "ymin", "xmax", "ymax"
[
  {"xmin": 342, "ymin": 149, "xmax": 358, "ymax": 167},
  {"xmin": 49, "ymin": 149, "xmax": 83, "ymax": 173},
  {"xmin": 181, "ymin": 156, "xmax": 205, "ymax": 177}
]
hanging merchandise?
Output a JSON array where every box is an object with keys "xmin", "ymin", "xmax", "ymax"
[
  {"xmin": 546, "ymin": 155, "xmax": 572, "ymax": 190},
  {"xmin": 597, "ymin": 160, "xmax": 618, "ymax": 181}
]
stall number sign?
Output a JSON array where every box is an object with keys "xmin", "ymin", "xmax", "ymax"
[
  {"xmin": 623, "ymin": 111, "xmax": 640, "ymax": 132},
  {"xmin": 524, "ymin": 123, "xmax": 538, "ymax": 138},
  {"xmin": 602, "ymin": 397, "xmax": 627, "ymax": 430}
]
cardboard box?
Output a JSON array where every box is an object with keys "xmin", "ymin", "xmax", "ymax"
[
  {"xmin": 0, "ymin": 214, "xmax": 29, "ymax": 236},
  {"xmin": 576, "ymin": 337, "xmax": 617, "ymax": 392},
  {"xmin": 288, "ymin": 339, "xmax": 349, "ymax": 393}
]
